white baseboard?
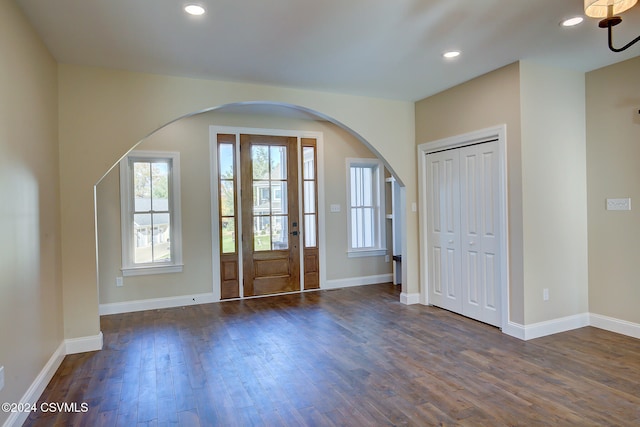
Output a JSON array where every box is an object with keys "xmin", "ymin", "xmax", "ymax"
[
  {"xmin": 504, "ymin": 313, "xmax": 640, "ymax": 341},
  {"xmin": 65, "ymin": 332, "xmax": 103, "ymax": 354},
  {"xmin": 99, "ymin": 292, "xmax": 218, "ymax": 316},
  {"xmin": 502, "ymin": 313, "xmax": 591, "ymax": 341},
  {"xmin": 400, "ymin": 292, "xmax": 420, "ymax": 305},
  {"xmin": 502, "ymin": 321, "xmax": 526, "ymax": 340},
  {"xmin": 523, "ymin": 313, "xmax": 590, "ymax": 340},
  {"xmin": 323, "ymin": 273, "xmax": 393, "ymax": 290},
  {"xmin": 590, "ymin": 313, "xmax": 640, "ymax": 339},
  {"xmin": 2, "ymin": 342, "xmax": 66, "ymax": 427}
]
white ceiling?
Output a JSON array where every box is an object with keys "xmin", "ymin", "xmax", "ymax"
[{"xmin": 15, "ymin": 0, "xmax": 640, "ymax": 101}]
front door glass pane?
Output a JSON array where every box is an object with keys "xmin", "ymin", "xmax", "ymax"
[
  {"xmin": 252, "ymin": 146, "xmax": 270, "ymax": 180},
  {"xmin": 270, "ymin": 146, "xmax": 287, "ymax": 179},
  {"xmin": 271, "ymin": 216, "xmax": 288, "ymax": 250},
  {"xmin": 253, "ymin": 182, "xmax": 270, "ymax": 216},
  {"xmin": 254, "ymin": 216, "xmax": 271, "ymax": 251},
  {"xmin": 271, "ymin": 182, "xmax": 287, "ymax": 214},
  {"xmin": 252, "ymin": 144, "xmax": 289, "ymax": 252}
]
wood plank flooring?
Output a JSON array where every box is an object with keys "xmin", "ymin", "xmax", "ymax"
[{"xmin": 24, "ymin": 283, "xmax": 640, "ymax": 426}]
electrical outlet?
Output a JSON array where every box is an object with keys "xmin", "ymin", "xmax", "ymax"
[
  {"xmin": 116, "ymin": 276, "xmax": 123, "ymax": 287},
  {"xmin": 543, "ymin": 288, "xmax": 549, "ymax": 301},
  {"xmin": 0, "ymin": 366, "xmax": 5, "ymax": 391},
  {"xmin": 385, "ymin": 255, "xmax": 390, "ymax": 263}
]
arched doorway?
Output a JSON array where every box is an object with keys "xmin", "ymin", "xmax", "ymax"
[{"xmin": 95, "ymin": 102, "xmax": 406, "ymax": 314}]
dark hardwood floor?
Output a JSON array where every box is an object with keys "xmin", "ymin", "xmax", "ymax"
[{"xmin": 24, "ymin": 283, "xmax": 640, "ymax": 426}]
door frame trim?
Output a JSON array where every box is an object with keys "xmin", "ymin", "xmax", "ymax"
[
  {"xmin": 209, "ymin": 126, "xmax": 325, "ymax": 301},
  {"xmin": 417, "ymin": 125, "xmax": 510, "ymax": 332}
]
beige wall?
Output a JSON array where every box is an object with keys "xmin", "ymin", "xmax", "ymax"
[
  {"xmin": 97, "ymin": 111, "xmax": 392, "ymax": 305},
  {"xmin": 59, "ymin": 64, "xmax": 416, "ymax": 339},
  {"xmin": 0, "ymin": 0, "xmax": 63, "ymax": 422},
  {"xmin": 587, "ymin": 56, "xmax": 640, "ymax": 324},
  {"xmin": 416, "ymin": 61, "xmax": 594, "ymax": 327},
  {"xmin": 415, "ymin": 63, "xmax": 525, "ymax": 324},
  {"xmin": 520, "ymin": 61, "xmax": 588, "ymax": 323}
]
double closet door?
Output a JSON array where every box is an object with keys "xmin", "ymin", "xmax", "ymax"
[{"xmin": 426, "ymin": 141, "xmax": 501, "ymax": 327}]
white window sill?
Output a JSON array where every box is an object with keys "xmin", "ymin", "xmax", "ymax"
[
  {"xmin": 347, "ymin": 249, "xmax": 387, "ymax": 258},
  {"xmin": 122, "ymin": 264, "xmax": 184, "ymax": 277}
]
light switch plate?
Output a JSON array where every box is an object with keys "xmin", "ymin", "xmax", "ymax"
[
  {"xmin": 606, "ymin": 198, "xmax": 631, "ymax": 211},
  {"xmin": 330, "ymin": 204, "xmax": 341, "ymax": 213}
]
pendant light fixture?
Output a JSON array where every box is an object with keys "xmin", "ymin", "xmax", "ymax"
[{"xmin": 584, "ymin": 0, "xmax": 640, "ymax": 52}]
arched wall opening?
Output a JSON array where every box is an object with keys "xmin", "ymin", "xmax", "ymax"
[
  {"xmin": 58, "ymin": 64, "xmax": 417, "ymax": 343},
  {"xmin": 94, "ymin": 102, "xmax": 407, "ymax": 313}
]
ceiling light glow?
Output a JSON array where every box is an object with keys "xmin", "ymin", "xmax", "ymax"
[
  {"xmin": 443, "ymin": 51, "xmax": 461, "ymax": 59},
  {"xmin": 184, "ymin": 4, "xmax": 205, "ymax": 16},
  {"xmin": 561, "ymin": 16, "xmax": 584, "ymax": 26}
]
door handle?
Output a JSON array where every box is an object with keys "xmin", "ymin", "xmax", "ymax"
[{"xmin": 290, "ymin": 231, "xmax": 298, "ymax": 236}]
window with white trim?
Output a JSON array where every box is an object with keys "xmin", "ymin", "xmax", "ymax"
[
  {"xmin": 346, "ymin": 158, "xmax": 386, "ymax": 257},
  {"xmin": 120, "ymin": 151, "xmax": 183, "ymax": 276}
]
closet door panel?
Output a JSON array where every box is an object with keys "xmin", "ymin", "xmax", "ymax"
[
  {"xmin": 460, "ymin": 148, "xmax": 482, "ymax": 320},
  {"xmin": 460, "ymin": 142, "xmax": 500, "ymax": 326},
  {"xmin": 426, "ymin": 150, "xmax": 461, "ymax": 313}
]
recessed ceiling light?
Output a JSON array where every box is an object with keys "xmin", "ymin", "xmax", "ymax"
[
  {"xmin": 184, "ymin": 4, "xmax": 206, "ymax": 16},
  {"xmin": 443, "ymin": 51, "xmax": 461, "ymax": 59},
  {"xmin": 561, "ymin": 16, "xmax": 584, "ymax": 27}
]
